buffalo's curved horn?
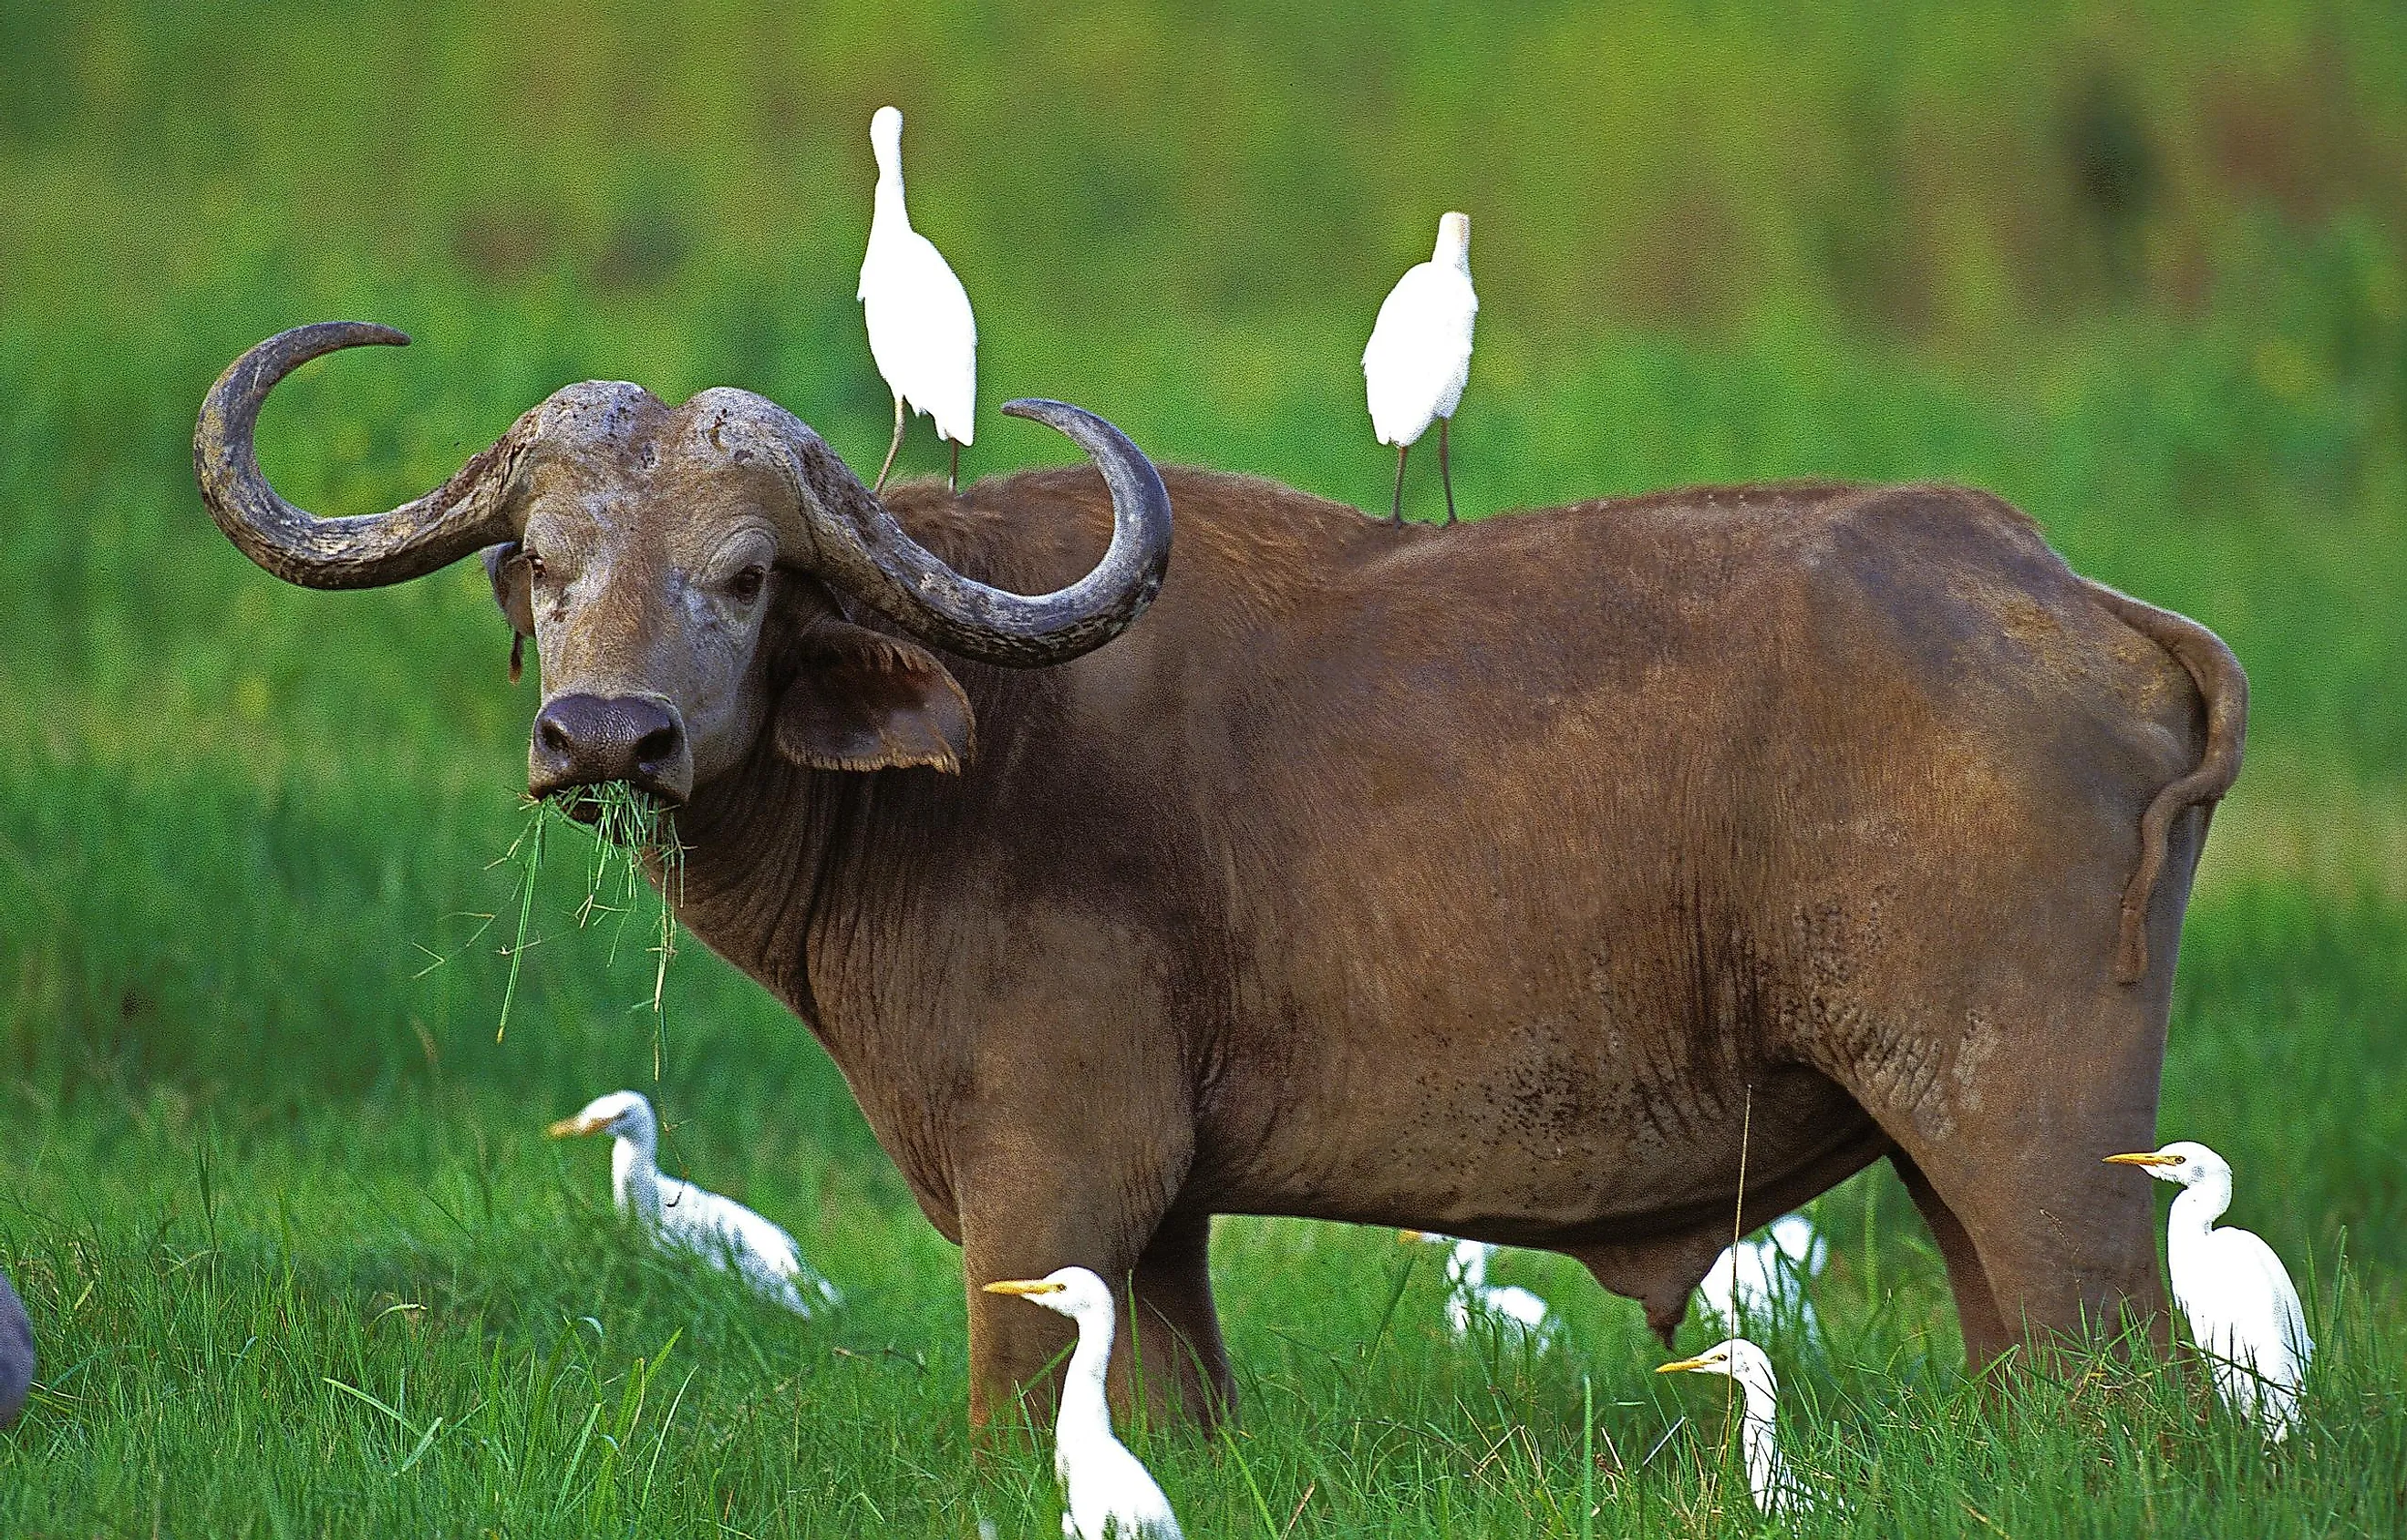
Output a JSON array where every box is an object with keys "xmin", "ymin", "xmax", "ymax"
[
  {"xmin": 195, "ymin": 322, "xmax": 527, "ymax": 589},
  {"xmin": 708, "ymin": 392, "xmax": 1173, "ymax": 668}
]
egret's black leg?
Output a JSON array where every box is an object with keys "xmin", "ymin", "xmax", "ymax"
[
  {"xmin": 1389, "ymin": 443, "xmax": 1409, "ymax": 527},
  {"xmin": 948, "ymin": 439, "xmax": 960, "ymax": 495},
  {"xmin": 1439, "ymin": 417, "xmax": 1457, "ymax": 527},
  {"xmin": 874, "ymin": 396, "xmax": 906, "ymax": 494}
]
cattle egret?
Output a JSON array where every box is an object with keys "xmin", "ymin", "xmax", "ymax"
[
  {"xmin": 2105, "ymin": 1141, "xmax": 2311, "ymax": 1441},
  {"xmin": 983, "ymin": 1267, "xmax": 1183, "ymax": 1540},
  {"xmin": 1400, "ymin": 1232, "xmax": 1559, "ymax": 1347},
  {"xmin": 859, "ymin": 104, "xmax": 977, "ymax": 494},
  {"xmin": 1363, "ymin": 211, "xmax": 1478, "ymax": 526},
  {"xmin": 549, "ymin": 1090, "xmax": 840, "ymax": 1318},
  {"xmin": 1658, "ymin": 1338, "xmax": 1820, "ymax": 1516},
  {"xmin": 1699, "ymin": 1214, "xmax": 1827, "ymax": 1340},
  {"xmin": 0, "ymin": 1267, "xmax": 31, "ymax": 1429}
]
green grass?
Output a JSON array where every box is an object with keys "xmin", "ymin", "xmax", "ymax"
[{"xmin": 4, "ymin": 4, "xmax": 2407, "ymax": 1535}]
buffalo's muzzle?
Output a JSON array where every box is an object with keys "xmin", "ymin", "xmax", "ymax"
[{"xmin": 529, "ymin": 693, "xmax": 690, "ymax": 802}]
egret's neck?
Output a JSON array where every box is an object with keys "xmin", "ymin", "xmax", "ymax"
[
  {"xmin": 872, "ymin": 157, "xmax": 911, "ymax": 231},
  {"xmin": 2167, "ymin": 1173, "xmax": 2231, "ymax": 1250},
  {"xmin": 1056, "ymin": 1298, "xmax": 1121, "ymax": 1449},
  {"xmin": 612, "ymin": 1132, "xmax": 663, "ymax": 1224},
  {"xmin": 1731, "ymin": 1382, "xmax": 1789, "ymax": 1504},
  {"xmin": 1448, "ymin": 1240, "xmax": 1489, "ymax": 1292},
  {"xmin": 1433, "ymin": 219, "xmax": 1471, "ymax": 274}
]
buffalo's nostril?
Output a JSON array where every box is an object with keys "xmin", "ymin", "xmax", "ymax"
[
  {"xmin": 634, "ymin": 723, "xmax": 682, "ymax": 767},
  {"xmin": 537, "ymin": 717, "xmax": 574, "ymax": 755}
]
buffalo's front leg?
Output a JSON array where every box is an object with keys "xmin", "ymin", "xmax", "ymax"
[{"xmin": 957, "ymin": 1140, "xmax": 1192, "ymax": 1436}]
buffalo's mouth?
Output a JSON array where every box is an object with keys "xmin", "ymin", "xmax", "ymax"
[{"xmin": 527, "ymin": 692, "xmax": 693, "ymax": 807}]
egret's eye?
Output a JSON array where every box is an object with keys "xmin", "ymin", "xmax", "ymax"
[{"xmin": 729, "ymin": 565, "xmax": 767, "ymax": 604}]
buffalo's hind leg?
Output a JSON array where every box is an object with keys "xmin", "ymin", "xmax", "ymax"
[
  {"xmin": 1125, "ymin": 1210, "xmax": 1235, "ymax": 1431},
  {"xmin": 1891, "ymin": 1148, "xmax": 2012, "ymax": 1369}
]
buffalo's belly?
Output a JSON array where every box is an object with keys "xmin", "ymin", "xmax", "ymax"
[{"xmin": 1204, "ymin": 1009, "xmax": 1872, "ymax": 1244}]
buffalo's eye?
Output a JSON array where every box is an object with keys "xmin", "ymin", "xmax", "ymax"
[
  {"xmin": 729, "ymin": 565, "xmax": 767, "ymax": 604},
  {"xmin": 522, "ymin": 550, "xmax": 547, "ymax": 582}
]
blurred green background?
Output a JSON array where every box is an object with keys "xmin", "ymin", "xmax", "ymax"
[{"xmin": 2, "ymin": 4, "xmax": 2405, "ymax": 1534}]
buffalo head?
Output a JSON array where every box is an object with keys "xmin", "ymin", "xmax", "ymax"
[{"xmin": 195, "ymin": 323, "xmax": 1172, "ymax": 802}]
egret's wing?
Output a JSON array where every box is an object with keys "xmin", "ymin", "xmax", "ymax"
[
  {"xmin": 2215, "ymin": 1228, "xmax": 2312, "ymax": 1373},
  {"xmin": 1362, "ymin": 264, "xmax": 1477, "ymax": 446},
  {"xmin": 861, "ymin": 232, "xmax": 977, "ymax": 443}
]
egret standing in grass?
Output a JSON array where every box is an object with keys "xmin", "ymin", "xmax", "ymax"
[
  {"xmin": 1699, "ymin": 1214, "xmax": 1828, "ymax": 1341},
  {"xmin": 2106, "ymin": 1140, "xmax": 2311, "ymax": 1441},
  {"xmin": 859, "ymin": 104, "xmax": 976, "ymax": 494},
  {"xmin": 0, "ymin": 1267, "xmax": 32, "ymax": 1429},
  {"xmin": 549, "ymin": 1090, "xmax": 840, "ymax": 1318},
  {"xmin": 1658, "ymin": 1338, "xmax": 1820, "ymax": 1517},
  {"xmin": 1400, "ymin": 1232, "xmax": 1558, "ymax": 1347},
  {"xmin": 1363, "ymin": 211, "xmax": 1477, "ymax": 526},
  {"xmin": 984, "ymin": 1267, "xmax": 1183, "ymax": 1540}
]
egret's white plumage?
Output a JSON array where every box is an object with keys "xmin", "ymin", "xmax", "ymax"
[
  {"xmin": 983, "ymin": 1267, "xmax": 1183, "ymax": 1540},
  {"xmin": 1658, "ymin": 1338, "xmax": 1821, "ymax": 1517},
  {"xmin": 2106, "ymin": 1140, "xmax": 2311, "ymax": 1441},
  {"xmin": 1401, "ymin": 1232, "xmax": 1559, "ymax": 1348},
  {"xmin": 1699, "ymin": 1214, "xmax": 1827, "ymax": 1340},
  {"xmin": 1362, "ymin": 211, "xmax": 1477, "ymax": 525},
  {"xmin": 858, "ymin": 104, "xmax": 976, "ymax": 492},
  {"xmin": 548, "ymin": 1090, "xmax": 839, "ymax": 1318}
]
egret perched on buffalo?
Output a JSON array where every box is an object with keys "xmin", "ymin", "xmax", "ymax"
[
  {"xmin": 984, "ymin": 1267, "xmax": 1183, "ymax": 1540},
  {"xmin": 2106, "ymin": 1140, "xmax": 2311, "ymax": 1441},
  {"xmin": 549, "ymin": 1090, "xmax": 840, "ymax": 1318},
  {"xmin": 859, "ymin": 105, "xmax": 978, "ymax": 494},
  {"xmin": 1658, "ymin": 1338, "xmax": 1823, "ymax": 1517},
  {"xmin": 1363, "ymin": 211, "xmax": 1478, "ymax": 525}
]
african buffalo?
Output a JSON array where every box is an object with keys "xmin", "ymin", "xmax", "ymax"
[{"xmin": 198, "ymin": 323, "xmax": 2244, "ymax": 1430}]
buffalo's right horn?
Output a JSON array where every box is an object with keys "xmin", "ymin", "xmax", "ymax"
[
  {"xmin": 698, "ymin": 392, "xmax": 1173, "ymax": 669},
  {"xmin": 195, "ymin": 322, "xmax": 528, "ymax": 590}
]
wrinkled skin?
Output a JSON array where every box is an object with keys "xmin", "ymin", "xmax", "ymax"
[
  {"xmin": 516, "ymin": 468, "xmax": 2238, "ymax": 1431},
  {"xmin": 202, "ymin": 348, "xmax": 2243, "ymax": 1434}
]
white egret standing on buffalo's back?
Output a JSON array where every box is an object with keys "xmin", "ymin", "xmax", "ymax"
[
  {"xmin": 858, "ymin": 104, "xmax": 977, "ymax": 493},
  {"xmin": 548, "ymin": 1090, "xmax": 841, "ymax": 1318},
  {"xmin": 1658, "ymin": 1338, "xmax": 1823, "ymax": 1517},
  {"xmin": 2105, "ymin": 1140, "xmax": 2311, "ymax": 1441},
  {"xmin": 1363, "ymin": 211, "xmax": 1477, "ymax": 526},
  {"xmin": 984, "ymin": 1267, "xmax": 1183, "ymax": 1540}
]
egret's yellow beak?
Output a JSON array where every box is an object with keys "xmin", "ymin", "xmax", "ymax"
[
  {"xmin": 982, "ymin": 1279, "xmax": 1067, "ymax": 1297},
  {"xmin": 547, "ymin": 1115, "xmax": 604, "ymax": 1139},
  {"xmin": 2103, "ymin": 1152, "xmax": 2183, "ymax": 1167},
  {"xmin": 1656, "ymin": 1354, "xmax": 1715, "ymax": 1374},
  {"xmin": 1400, "ymin": 1230, "xmax": 1433, "ymax": 1244}
]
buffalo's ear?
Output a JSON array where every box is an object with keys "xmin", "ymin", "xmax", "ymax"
[
  {"xmin": 482, "ymin": 542, "xmax": 535, "ymax": 682},
  {"xmin": 774, "ymin": 619, "xmax": 975, "ymax": 773}
]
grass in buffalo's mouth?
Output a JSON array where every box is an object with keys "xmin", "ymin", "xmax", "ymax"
[{"xmin": 492, "ymin": 782, "xmax": 683, "ymax": 1069}]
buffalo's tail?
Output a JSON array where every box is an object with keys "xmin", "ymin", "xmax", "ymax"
[{"xmin": 2081, "ymin": 578, "xmax": 2247, "ymax": 984}]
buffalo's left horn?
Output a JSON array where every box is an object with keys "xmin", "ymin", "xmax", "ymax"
[
  {"xmin": 195, "ymin": 322, "xmax": 528, "ymax": 589},
  {"xmin": 702, "ymin": 392, "xmax": 1173, "ymax": 668}
]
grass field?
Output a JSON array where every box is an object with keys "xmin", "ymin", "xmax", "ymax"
[{"xmin": 5, "ymin": 5, "xmax": 2407, "ymax": 1535}]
